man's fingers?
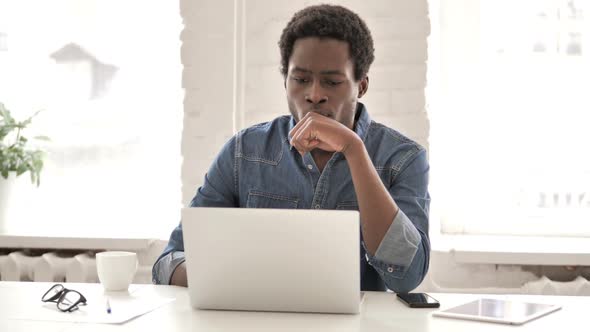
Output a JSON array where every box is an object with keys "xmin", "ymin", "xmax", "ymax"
[
  {"xmin": 290, "ymin": 135, "xmax": 307, "ymax": 156},
  {"xmin": 294, "ymin": 120, "xmax": 321, "ymax": 155},
  {"xmin": 288, "ymin": 112, "xmax": 312, "ymax": 138},
  {"xmin": 291, "ymin": 117, "xmax": 312, "ymax": 149},
  {"xmin": 294, "ymin": 120, "xmax": 315, "ymax": 144},
  {"xmin": 289, "ymin": 112, "xmax": 335, "ymax": 155}
]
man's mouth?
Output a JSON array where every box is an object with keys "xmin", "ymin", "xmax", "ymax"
[{"xmin": 309, "ymin": 110, "xmax": 332, "ymax": 118}]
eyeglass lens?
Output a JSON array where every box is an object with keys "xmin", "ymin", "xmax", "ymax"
[
  {"xmin": 42, "ymin": 284, "xmax": 87, "ymax": 312},
  {"xmin": 42, "ymin": 284, "xmax": 65, "ymax": 302},
  {"xmin": 57, "ymin": 291, "xmax": 83, "ymax": 312}
]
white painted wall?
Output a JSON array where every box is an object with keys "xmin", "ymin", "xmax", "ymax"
[{"xmin": 178, "ymin": 0, "xmax": 585, "ymax": 292}]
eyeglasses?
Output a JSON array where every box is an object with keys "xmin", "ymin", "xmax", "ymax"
[{"xmin": 41, "ymin": 284, "xmax": 88, "ymax": 312}]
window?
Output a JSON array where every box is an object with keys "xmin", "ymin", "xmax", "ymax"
[
  {"xmin": 429, "ymin": 0, "xmax": 590, "ymax": 237},
  {"xmin": 0, "ymin": 0, "xmax": 182, "ymax": 238}
]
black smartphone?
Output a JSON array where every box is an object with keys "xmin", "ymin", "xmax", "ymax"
[{"xmin": 396, "ymin": 293, "xmax": 440, "ymax": 308}]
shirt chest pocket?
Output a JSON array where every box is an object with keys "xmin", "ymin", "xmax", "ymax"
[{"xmin": 246, "ymin": 190, "xmax": 299, "ymax": 209}]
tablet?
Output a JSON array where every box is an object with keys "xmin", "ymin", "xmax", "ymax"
[{"xmin": 432, "ymin": 298, "xmax": 561, "ymax": 325}]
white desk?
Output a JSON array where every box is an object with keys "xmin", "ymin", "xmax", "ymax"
[{"xmin": 1, "ymin": 281, "xmax": 587, "ymax": 331}]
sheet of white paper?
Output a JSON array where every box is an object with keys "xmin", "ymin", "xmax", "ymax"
[{"xmin": 8, "ymin": 285, "xmax": 176, "ymax": 324}]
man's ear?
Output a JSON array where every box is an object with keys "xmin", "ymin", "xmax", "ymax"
[{"xmin": 358, "ymin": 76, "xmax": 369, "ymax": 98}]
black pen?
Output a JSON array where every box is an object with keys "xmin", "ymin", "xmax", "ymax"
[{"xmin": 106, "ymin": 298, "xmax": 112, "ymax": 314}]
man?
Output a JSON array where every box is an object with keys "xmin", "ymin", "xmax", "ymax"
[{"xmin": 153, "ymin": 4, "xmax": 430, "ymax": 292}]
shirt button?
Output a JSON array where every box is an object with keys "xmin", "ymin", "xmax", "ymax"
[
  {"xmin": 387, "ymin": 267, "xmax": 394, "ymax": 273},
  {"xmin": 315, "ymin": 204, "xmax": 321, "ymax": 209},
  {"xmin": 307, "ymin": 164, "xmax": 313, "ymax": 170}
]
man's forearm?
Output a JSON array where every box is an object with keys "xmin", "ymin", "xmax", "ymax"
[
  {"xmin": 170, "ymin": 262, "xmax": 188, "ymax": 287},
  {"xmin": 343, "ymin": 138, "xmax": 399, "ymax": 255},
  {"xmin": 152, "ymin": 249, "xmax": 188, "ymax": 286}
]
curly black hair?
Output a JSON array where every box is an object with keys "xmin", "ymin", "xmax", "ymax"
[{"xmin": 278, "ymin": 4, "xmax": 375, "ymax": 82}]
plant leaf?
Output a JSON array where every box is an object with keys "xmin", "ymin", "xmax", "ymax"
[{"xmin": 0, "ymin": 103, "xmax": 47, "ymax": 186}]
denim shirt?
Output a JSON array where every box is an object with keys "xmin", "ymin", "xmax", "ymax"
[{"xmin": 153, "ymin": 103, "xmax": 430, "ymax": 292}]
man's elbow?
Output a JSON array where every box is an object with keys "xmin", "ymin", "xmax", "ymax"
[{"xmin": 384, "ymin": 244, "xmax": 429, "ymax": 293}]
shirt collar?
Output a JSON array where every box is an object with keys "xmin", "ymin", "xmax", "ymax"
[{"xmin": 354, "ymin": 102, "xmax": 371, "ymax": 142}]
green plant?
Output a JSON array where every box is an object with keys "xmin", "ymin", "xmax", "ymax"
[{"xmin": 0, "ymin": 102, "xmax": 48, "ymax": 186}]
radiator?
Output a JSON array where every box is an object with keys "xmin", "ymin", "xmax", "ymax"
[
  {"xmin": 418, "ymin": 272, "xmax": 590, "ymax": 296},
  {"xmin": 5, "ymin": 249, "xmax": 589, "ymax": 295},
  {"xmin": 0, "ymin": 250, "xmax": 152, "ymax": 284},
  {"xmin": 522, "ymin": 275, "xmax": 590, "ymax": 296}
]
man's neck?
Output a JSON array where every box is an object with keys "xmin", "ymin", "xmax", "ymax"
[{"xmin": 311, "ymin": 149, "xmax": 333, "ymax": 173}]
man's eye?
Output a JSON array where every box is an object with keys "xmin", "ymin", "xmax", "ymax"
[
  {"xmin": 292, "ymin": 77, "xmax": 309, "ymax": 84},
  {"xmin": 325, "ymin": 80, "xmax": 343, "ymax": 86}
]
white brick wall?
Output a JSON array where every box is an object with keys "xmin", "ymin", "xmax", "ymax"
[
  {"xmin": 180, "ymin": 0, "xmax": 237, "ymax": 203},
  {"xmin": 180, "ymin": 0, "xmax": 430, "ymax": 205}
]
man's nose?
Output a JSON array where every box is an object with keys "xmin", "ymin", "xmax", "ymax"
[{"xmin": 305, "ymin": 81, "xmax": 327, "ymax": 105}]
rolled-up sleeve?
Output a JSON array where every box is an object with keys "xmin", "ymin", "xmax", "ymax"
[
  {"xmin": 374, "ymin": 209, "xmax": 421, "ymax": 266},
  {"xmin": 152, "ymin": 224, "xmax": 186, "ymax": 284},
  {"xmin": 153, "ymin": 250, "xmax": 186, "ymax": 285},
  {"xmin": 366, "ymin": 148, "xmax": 431, "ymax": 293}
]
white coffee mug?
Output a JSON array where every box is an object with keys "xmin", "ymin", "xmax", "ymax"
[{"xmin": 96, "ymin": 251, "xmax": 138, "ymax": 291}]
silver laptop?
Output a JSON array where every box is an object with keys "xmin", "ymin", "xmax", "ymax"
[{"xmin": 182, "ymin": 207, "xmax": 361, "ymax": 314}]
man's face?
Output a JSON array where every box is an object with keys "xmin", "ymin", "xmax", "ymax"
[{"xmin": 285, "ymin": 37, "xmax": 368, "ymax": 130}]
